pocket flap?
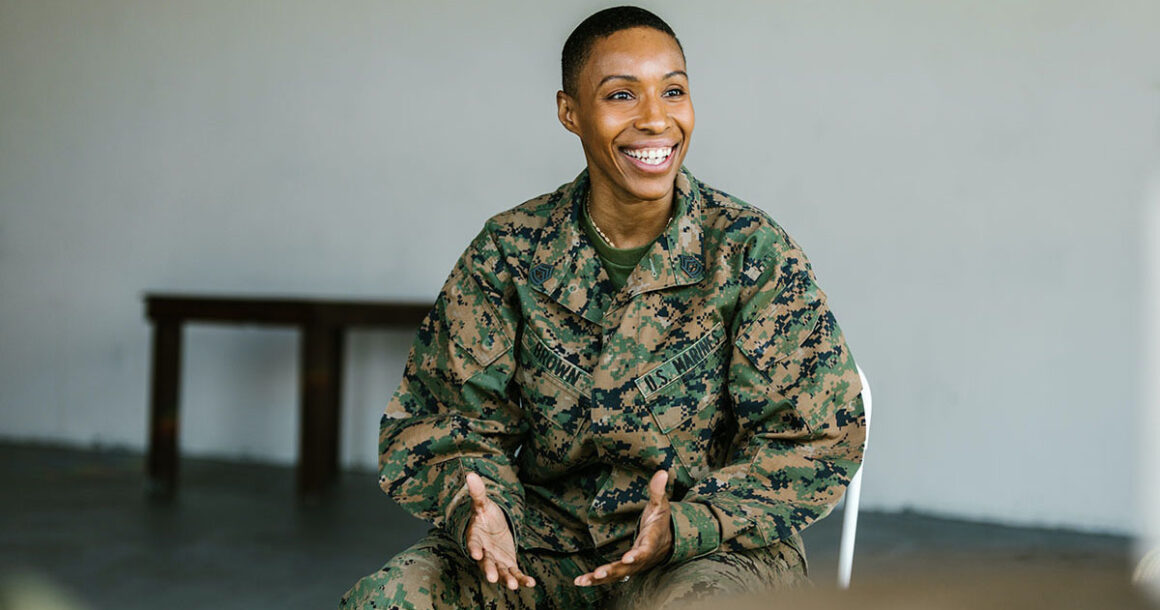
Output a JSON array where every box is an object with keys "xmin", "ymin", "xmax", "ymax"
[
  {"xmin": 638, "ymin": 324, "xmax": 728, "ymax": 433},
  {"xmin": 635, "ymin": 323, "xmax": 726, "ymax": 401},
  {"xmin": 735, "ymin": 273, "xmax": 825, "ymax": 373},
  {"xmin": 442, "ymin": 266, "xmax": 511, "ymax": 369}
]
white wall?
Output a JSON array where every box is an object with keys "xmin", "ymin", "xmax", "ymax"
[
  {"xmin": 1144, "ymin": 158, "xmax": 1160, "ymax": 595},
  {"xmin": 2, "ymin": 0, "xmax": 1157, "ymax": 535}
]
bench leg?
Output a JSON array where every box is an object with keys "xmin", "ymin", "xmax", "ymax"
[
  {"xmin": 299, "ymin": 325, "xmax": 343, "ymax": 496},
  {"xmin": 147, "ymin": 319, "xmax": 182, "ymax": 499}
]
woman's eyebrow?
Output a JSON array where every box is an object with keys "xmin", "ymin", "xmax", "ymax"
[{"xmin": 597, "ymin": 70, "xmax": 688, "ymax": 88}]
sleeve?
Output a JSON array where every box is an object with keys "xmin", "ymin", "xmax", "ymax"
[
  {"xmin": 664, "ymin": 225, "xmax": 867, "ymax": 565},
  {"xmin": 377, "ymin": 226, "xmax": 528, "ymax": 558}
]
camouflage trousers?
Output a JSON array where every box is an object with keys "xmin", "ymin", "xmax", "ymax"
[{"xmin": 340, "ymin": 528, "xmax": 809, "ymax": 610}]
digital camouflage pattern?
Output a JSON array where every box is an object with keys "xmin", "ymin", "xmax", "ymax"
[
  {"xmin": 361, "ymin": 166, "xmax": 865, "ymax": 606},
  {"xmin": 340, "ymin": 527, "xmax": 807, "ymax": 609}
]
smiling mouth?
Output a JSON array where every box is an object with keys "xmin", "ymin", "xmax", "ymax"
[{"xmin": 620, "ymin": 144, "xmax": 677, "ymax": 167}]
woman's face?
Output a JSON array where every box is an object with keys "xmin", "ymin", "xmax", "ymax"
[{"xmin": 557, "ymin": 27, "xmax": 695, "ymax": 206}]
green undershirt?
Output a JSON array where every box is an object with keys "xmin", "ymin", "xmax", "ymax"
[{"xmin": 580, "ymin": 206, "xmax": 655, "ymax": 290}]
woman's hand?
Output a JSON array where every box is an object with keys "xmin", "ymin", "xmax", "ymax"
[
  {"xmin": 574, "ymin": 470, "xmax": 673, "ymax": 587},
  {"xmin": 464, "ymin": 472, "xmax": 536, "ymax": 590}
]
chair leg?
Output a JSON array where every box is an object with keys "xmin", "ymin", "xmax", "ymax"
[{"xmin": 837, "ymin": 467, "xmax": 863, "ymax": 589}]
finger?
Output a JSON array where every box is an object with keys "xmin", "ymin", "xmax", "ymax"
[
  {"xmin": 465, "ymin": 472, "xmax": 488, "ymax": 511},
  {"xmin": 588, "ymin": 562, "xmax": 629, "ymax": 585},
  {"xmin": 509, "ymin": 565, "xmax": 536, "ymax": 588},
  {"xmin": 648, "ymin": 469, "xmax": 669, "ymax": 504},
  {"xmin": 499, "ymin": 565, "xmax": 519, "ymax": 590},
  {"xmin": 590, "ymin": 561, "xmax": 618, "ymax": 582},
  {"xmin": 574, "ymin": 569, "xmax": 598, "ymax": 587},
  {"xmin": 573, "ymin": 572, "xmax": 590, "ymax": 587},
  {"xmin": 467, "ymin": 538, "xmax": 484, "ymax": 561},
  {"xmin": 623, "ymin": 533, "xmax": 653, "ymax": 565},
  {"xmin": 575, "ymin": 572, "xmax": 600, "ymax": 587},
  {"xmin": 481, "ymin": 556, "xmax": 498, "ymax": 584}
]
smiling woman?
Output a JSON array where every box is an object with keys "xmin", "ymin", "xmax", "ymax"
[
  {"xmin": 340, "ymin": 6, "xmax": 866, "ymax": 610},
  {"xmin": 557, "ymin": 24, "xmax": 694, "ymax": 251}
]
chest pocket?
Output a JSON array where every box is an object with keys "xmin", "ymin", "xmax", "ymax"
[
  {"xmin": 635, "ymin": 323, "xmax": 731, "ymax": 481},
  {"xmin": 434, "ymin": 262, "xmax": 513, "ymax": 385},
  {"xmin": 514, "ymin": 331, "xmax": 592, "ymax": 466}
]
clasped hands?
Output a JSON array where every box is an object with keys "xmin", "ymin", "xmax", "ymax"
[{"xmin": 463, "ymin": 470, "xmax": 673, "ymax": 590}]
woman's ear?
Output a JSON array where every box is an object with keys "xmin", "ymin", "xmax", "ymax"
[{"xmin": 556, "ymin": 90, "xmax": 581, "ymax": 136}]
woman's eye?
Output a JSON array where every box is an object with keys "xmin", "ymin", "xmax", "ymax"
[
  {"xmin": 607, "ymin": 91, "xmax": 633, "ymax": 101},
  {"xmin": 664, "ymin": 88, "xmax": 686, "ymax": 97}
]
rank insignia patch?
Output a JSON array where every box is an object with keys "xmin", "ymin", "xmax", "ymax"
[
  {"xmin": 530, "ymin": 263, "xmax": 554, "ymax": 286},
  {"xmin": 679, "ymin": 254, "xmax": 704, "ymax": 279}
]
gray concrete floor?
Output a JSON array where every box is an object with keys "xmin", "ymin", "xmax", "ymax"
[{"xmin": 0, "ymin": 443, "xmax": 1143, "ymax": 609}]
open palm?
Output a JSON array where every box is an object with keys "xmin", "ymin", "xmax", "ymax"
[
  {"xmin": 464, "ymin": 472, "xmax": 535, "ymax": 590},
  {"xmin": 574, "ymin": 470, "xmax": 673, "ymax": 587}
]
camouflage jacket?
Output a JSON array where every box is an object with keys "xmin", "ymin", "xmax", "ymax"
[{"xmin": 379, "ymin": 167, "xmax": 866, "ymax": 566}]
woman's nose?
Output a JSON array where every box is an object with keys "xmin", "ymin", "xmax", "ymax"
[{"xmin": 633, "ymin": 94, "xmax": 668, "ymax": 133}]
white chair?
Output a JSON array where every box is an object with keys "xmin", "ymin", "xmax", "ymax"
[{"xmin": 837, "ymin": 365, "xmax": 872, "ymax": 589}]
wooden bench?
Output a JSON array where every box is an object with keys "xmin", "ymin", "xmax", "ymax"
[{"xmin": 144, "ymin": 294, "xmax": 430, "ymax": 497}]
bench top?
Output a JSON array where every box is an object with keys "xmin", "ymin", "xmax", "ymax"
[{"xmin": 144, "ymin": 293, "xmax": 431, "ymax": 327}]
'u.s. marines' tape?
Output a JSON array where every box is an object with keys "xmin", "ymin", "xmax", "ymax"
[{"xmin": 635, "ymin": 323, "xmax": 726, "ymax": 399}]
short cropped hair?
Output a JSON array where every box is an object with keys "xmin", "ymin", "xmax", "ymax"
[{"xmin": 561, "ymin": 6, "xmax": 684, "ymax": 97}]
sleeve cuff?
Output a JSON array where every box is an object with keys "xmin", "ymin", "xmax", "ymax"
[{"xmin": 666, "ymin": 501, "xmax": 721, "ymax": 565}]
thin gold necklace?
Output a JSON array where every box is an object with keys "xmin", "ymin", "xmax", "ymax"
[
  {"xmin": 586, "ymin": 198, "xmax": 619, "ymax": 248},
  {"xmin": 586, "ymin": 195, "xmax": 675, "ymax": 250}
]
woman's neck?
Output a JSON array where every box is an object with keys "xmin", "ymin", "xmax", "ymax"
[{"xmin": 586, "ymin": 180, "xmax": 674, "ymax": 250}]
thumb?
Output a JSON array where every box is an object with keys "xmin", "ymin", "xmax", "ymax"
[
  {"xmin": 648, "ymin": 470, "xmax": 669, "ymax": 504},
  {"xmin": 465, "ymin": 471, "xmax": 489, "ymax": 510}
]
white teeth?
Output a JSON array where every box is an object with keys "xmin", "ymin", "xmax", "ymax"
[{"xmin": 624, "ymin": 147, "xmax": 673, "ymax": 165}]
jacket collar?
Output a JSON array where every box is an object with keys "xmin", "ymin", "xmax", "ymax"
[{"xmin": 528, "ymin": 167, "xmax": 706, "ymax": 325}]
